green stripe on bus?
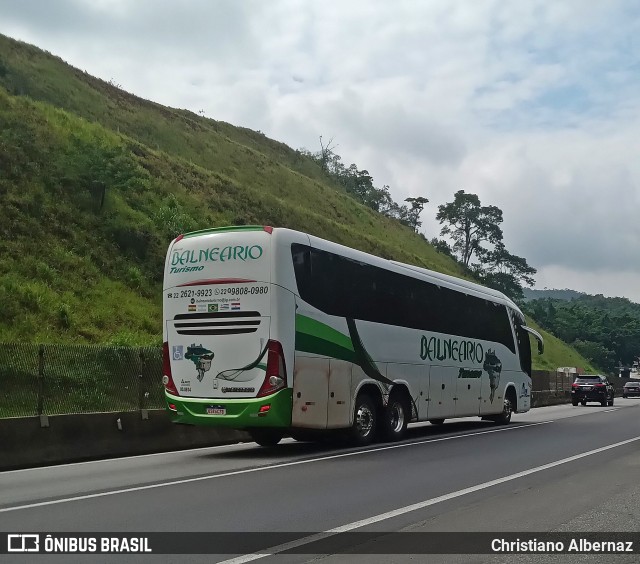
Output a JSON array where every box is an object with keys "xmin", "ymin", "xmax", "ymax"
[
  {"xmin": 182, "ymin": 225, "xmax": 266, "ymax": 238},
  {"xmin": 295, "ymin": 314, "xmax": 357, "ymax": 362},
  {"xmin": 295, "ymin": 333, "xmax": 358, "ymax": 363},
  {"xmin": 295, "ymin": 315, "xmax": 355, "ymax": 351}
]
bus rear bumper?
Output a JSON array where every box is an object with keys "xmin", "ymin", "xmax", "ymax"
[{"xmin": 164, "ymin": 389, "xmax": 292, "ymax": 429}]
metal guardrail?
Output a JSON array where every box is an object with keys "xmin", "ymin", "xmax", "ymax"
[{"xmin": 0, "ymin": 344, "xmax": 163, "ymax": 418}]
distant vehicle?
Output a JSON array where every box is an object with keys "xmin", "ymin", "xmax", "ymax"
[
  {"xmin": 619, "ymin": 360, "xmax": 640, "ymax": 379},
  {"xmin": 622, "ymin": 381, "xmax": 640, "ymax": 398},
  {"xmin": 571, "ymin": 375, "xmax": 614, "ymax": 406}
]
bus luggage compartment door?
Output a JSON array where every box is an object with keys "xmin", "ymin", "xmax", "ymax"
[
  {"xmin": 292, "ymin": 356, "xmax": 329, "ymax": 429},
  {"xmin": 327, "ymin": 359, "xmax": 352, "ymax": 429}
]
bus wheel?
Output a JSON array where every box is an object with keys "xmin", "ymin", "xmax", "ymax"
[
  {"xmin": 495, "ymin": 391, "xmax": 515, "ymax": 424},
  {"xmin": 249, "ymin": 429, "xmax": 284, "ymax": 447},
  {"xmin": 381, "ymin": 394, "xmax": 409, "ymax": 441},
  {"xmin": 429, "ymin": 419, "xmax": 445, "ymax": 425},
  {"xmin": 349, "ymin": 394, "xmax": 377, "ymax": 446}
]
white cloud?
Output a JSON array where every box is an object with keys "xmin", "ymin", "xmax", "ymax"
[{"xmin": 1, "ymin": 0, "xmax": 640, "ymax": 300}]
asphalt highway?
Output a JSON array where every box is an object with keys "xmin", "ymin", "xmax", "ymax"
[{"xmin": 1, "ymin": 400, "xmax": 639, "ymax": 563}]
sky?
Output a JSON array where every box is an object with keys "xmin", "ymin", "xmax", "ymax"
[{"xmin": 1, "ymin": 0, "xmax": 640, "ymax": 301}]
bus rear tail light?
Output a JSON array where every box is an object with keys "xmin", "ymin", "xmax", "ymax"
[
  {"xmin": 162, "ymin": 342, "xmax": 180, "ymax": 396},
  {"xmin": 257, "ymin": 340, "xmax": 287, "ymax": 397}
]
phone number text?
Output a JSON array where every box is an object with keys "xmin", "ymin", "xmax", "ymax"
[{"xmin": 167, "ymin": 286, "xmax": 269, "ymax": 299}]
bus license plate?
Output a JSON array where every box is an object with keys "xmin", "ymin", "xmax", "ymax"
[{"xmin": 206, "ymin": 406, "xmax": 226, "ymax": 415}]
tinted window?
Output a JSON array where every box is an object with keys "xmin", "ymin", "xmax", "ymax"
[
  {"xmin": 292, "ymin": 244, "xmax": 515, "ymax": 352},
  {"xmin": 576, "ymin": 376, "xmax": 602, "ymax": 382},
  {"xmin": 509, "ymin": 308, "xmax": 531, "ymax": 376}
]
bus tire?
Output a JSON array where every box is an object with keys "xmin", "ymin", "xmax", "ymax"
[
  {"xmin": 349, "ymin": 393, "xmax": 377, "ymax": 446},
  {"xmin": 249, "ymin": 429, "xmax": 284, "ymax": 447},
  {"xmin": 380, "ymin": 394, "xmax": 409, "ymax": 441},
  {"xmin": 429, "ymin": 419, "xmax": 445, "ymax": 425},
  {"xmin": 495, "ymin": 389, "xmax": 516, "ymax": 424}
]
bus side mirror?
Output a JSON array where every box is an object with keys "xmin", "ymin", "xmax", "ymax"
[{"xmin": 522, "ymin": 325, "xmax": 544, "ymax": 355}]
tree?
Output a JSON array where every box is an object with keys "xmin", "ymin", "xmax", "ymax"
[
  {"xmin": 436, "ymin": 190, "xmax": 503, "ymax": 267},
  {"xmin": 430, "ymin": 237, "xmax": 455, "ymax": 258},
  {"xmin": 572, "ymin": 339, "xmax": 616, "ymax": 372},
  {"xmin": 404, "ymin": 196, "xmax": 429, "ymax": 232},
  {"xmin": 298, "ymin": 138, "xmax": 415, "ymax": 225},
  {"xmin": 476, "ymin": 242, "xmax": 537, "ymax": 301},
  {"xmin": 318, "ymin": 135, "xmax": 337, "ymax": 173}
]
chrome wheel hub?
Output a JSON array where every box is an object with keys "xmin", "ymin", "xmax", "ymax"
[
  {"xmin": 356, "ymin": 405, "xmax": 374, "ymax": 437},
  {"xmin": 388, "ymin": 402, "xmax": 405, "ymax": 433}
]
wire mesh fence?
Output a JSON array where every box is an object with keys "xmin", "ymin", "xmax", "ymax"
[
  {"xmin": 0, "ymin": 343, "xmax": 621, "ymax": 419},
  {"xmin": 0, "ymin": 344, "xmax": 164, "ymax": 418}
]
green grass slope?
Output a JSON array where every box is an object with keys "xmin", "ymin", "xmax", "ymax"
[
  {"xmin": 0, "ymin": 33, "xmax": 594, "ymax": 371},
  {"xmin": 527, "ymin": 320, "xmax": 596, "ymax": 373}
]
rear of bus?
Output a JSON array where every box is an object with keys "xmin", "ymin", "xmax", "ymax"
[{"xmin": 162, "ymin": 226, "xmax": 292, "ymax": 430}]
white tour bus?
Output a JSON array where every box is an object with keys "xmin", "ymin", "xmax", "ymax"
[{"xmin": 162, "ymin": 225, "xmax": 543, "ymax": 446}]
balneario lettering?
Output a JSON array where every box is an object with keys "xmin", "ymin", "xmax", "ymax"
[
  {"xmin": 420, "ymin": 335, "xmax": 484, "ymax": 364},
  {"xmin": 171, "ymin": 245, "xmax": 263, "ymax": 269}
]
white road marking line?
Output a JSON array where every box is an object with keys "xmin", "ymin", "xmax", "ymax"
[
  {"xmin": 0, "ymin": 422, "xmax": 551, "ymax": 513},
  {"xmin": 218, "ymin": 435, "xmax": 640, "ymax": 564}
]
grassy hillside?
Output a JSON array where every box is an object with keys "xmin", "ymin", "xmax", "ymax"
[
  {"xmin": 526, "ymin": 319, "xmax": 596, "ymax": 373},
  {"xmin": 0, "ymin": 33, "xmax": 594, "ymax": 371}
]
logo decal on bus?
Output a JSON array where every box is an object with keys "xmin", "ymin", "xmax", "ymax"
[
  {"xmin": 420, "ymin": 335, "xmax": 484, "ymax": 364},
  {"xmin": 185, "ymin": 344, "xmax": 215, "ymax": 382},
  {"xmin": 483, "ymin": 349, "xmax": 503, "ymax": 403},
  {"xmin": 170, "ymin": 245, "xmax": 263, "ymax": 273}
]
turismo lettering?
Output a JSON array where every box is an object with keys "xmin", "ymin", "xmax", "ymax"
[
  {"xmin": 458, "ymin": 368, "xmax": 482, "ymax": 379},
  {"xmin": 420, "ymin": 335, "xmax": 484, "ymax": 364}
]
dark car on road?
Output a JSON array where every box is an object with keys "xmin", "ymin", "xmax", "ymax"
[
  {"xmin": 622, "ymin": 380, "xmax": 640, "ymax": 398},
  {"xmin": 571, "ymin": 375, "xmax": 614, "ymax": 406}
]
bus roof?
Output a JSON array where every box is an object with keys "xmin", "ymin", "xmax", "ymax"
[{"xmin": 177, "ymin": 225, "xmax": 523, "ymax": 314}]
